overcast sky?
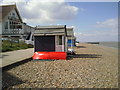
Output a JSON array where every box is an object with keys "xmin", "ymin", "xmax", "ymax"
[{"xmin": 0, "ymin": 0, "xmax": 119, "ymax": 42}]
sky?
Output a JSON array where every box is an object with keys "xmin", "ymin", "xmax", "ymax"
[{"xmin": 0, "ymin": 0, "xmax": 119, "ymax": 42}]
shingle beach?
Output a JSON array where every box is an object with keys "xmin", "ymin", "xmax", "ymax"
[{"xmin": 2, "ymin": 43, "xmax": 118, "ymax": 88}]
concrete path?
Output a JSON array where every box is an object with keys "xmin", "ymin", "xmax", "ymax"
[{"xmin": 1, "ymin": 48, "xmax": 34, "ymax": 68}]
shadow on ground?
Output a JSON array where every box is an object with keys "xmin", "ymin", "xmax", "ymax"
[
  {"xmin": 76, "ymin": 46, "xmax": 86, "ymax": 48},
  {"xmin": 2, "ymin": 71, "xmax": 24, "ymax": 89},
  {"xmin": 32, "ymin": 59, "xmax": 55, "ymax": 62},
  {"xmin": 0, "ymin": 54, "xmax": 9, "ymax": 58},
  {"xmin": 67, "ymin": 54, "xmax": 102, "ymax": 60},
  {"xmin": 2, "ymin": 58, "xmax": 32, "ymax": 89}
]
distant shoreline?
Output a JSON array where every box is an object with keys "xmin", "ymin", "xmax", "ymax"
[
  {"xmin": 85, "ymin": 41, "xmax": 119, "ymax": 49},
  {"xmin": 97, "ymin": 44, "xmax": 118, "ymax": 50},
  {"xmin": 99, "ymin": 42, "xmax": 119, "ymax": 49}
]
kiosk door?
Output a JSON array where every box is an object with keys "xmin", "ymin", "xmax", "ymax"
[{"xmin": 35, "ymin": 36, "xmax": 55, "ymax": 52}]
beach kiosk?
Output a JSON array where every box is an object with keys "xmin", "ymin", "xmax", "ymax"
[
  {"xmin": 66, "ymin": 27, "xmax": 76, "ymax": 54},
  {"xmin": 32, "ymin": 25, "xmax": 67, "ymax": 60}
]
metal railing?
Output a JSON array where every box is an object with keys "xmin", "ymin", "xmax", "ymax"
[{"xmin": 2, "ymin": 29, "xmax": 24, "ymax": 35}]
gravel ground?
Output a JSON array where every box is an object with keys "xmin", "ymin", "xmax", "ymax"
[{"xmin": 2, "ymin": 43, "xmax": 118, "ymax": 89}]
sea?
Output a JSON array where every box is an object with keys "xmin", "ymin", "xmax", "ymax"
[{"xmin": 98, "ymin": 42, "xmax": 119, "ymax": 49}]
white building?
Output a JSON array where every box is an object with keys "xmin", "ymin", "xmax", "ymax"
[
  {"xmin": 0, "ymin": 4, "xmax": 34, "ymax": 44},
  {"xmin": 23, "ymin": 23, "xmax": 35, "ymax": 45}
]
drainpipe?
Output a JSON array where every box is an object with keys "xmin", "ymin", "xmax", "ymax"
[{"xmin": 64, "ymin": 25, "xmax": 67, "ymax": 52}]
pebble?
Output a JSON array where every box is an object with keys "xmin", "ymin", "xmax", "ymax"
[{"xmin": 2, "ymin": 43, "xmax": 118, "ymax": 88}]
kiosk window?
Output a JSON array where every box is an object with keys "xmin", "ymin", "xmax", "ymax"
[{"xmin": 59, "ymin": 36, "xmax": 62, "ymax": 45}]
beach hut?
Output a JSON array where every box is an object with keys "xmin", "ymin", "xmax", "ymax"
[
  {"xmin": 66, "ymin": 27, "xmax": 76, "ymax": 46},
  {"xmin": 66, "ymin": 27, "xmax": 76, "ymax": 54},
  {"xmin": 32, "ymin": 25, "xmax": 67, "ymax": 60}
]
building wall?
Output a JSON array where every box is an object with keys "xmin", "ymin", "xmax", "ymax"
[
  {"xmin": 23, "ymin": 24, "xmax": 32, "ymax": 35},
  {"xmin": 9, "ymin": 9, "xmax": 19, "ymax": 19}
]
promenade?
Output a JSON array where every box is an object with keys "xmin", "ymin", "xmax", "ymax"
[{"xmin": 1, "ymin": 48, "xmax": 34, "ymax": 68}]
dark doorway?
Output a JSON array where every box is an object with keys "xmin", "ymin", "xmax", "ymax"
[{"xmin": 34, "ymin": 36, "xmax": 55, "ymax": 52}]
